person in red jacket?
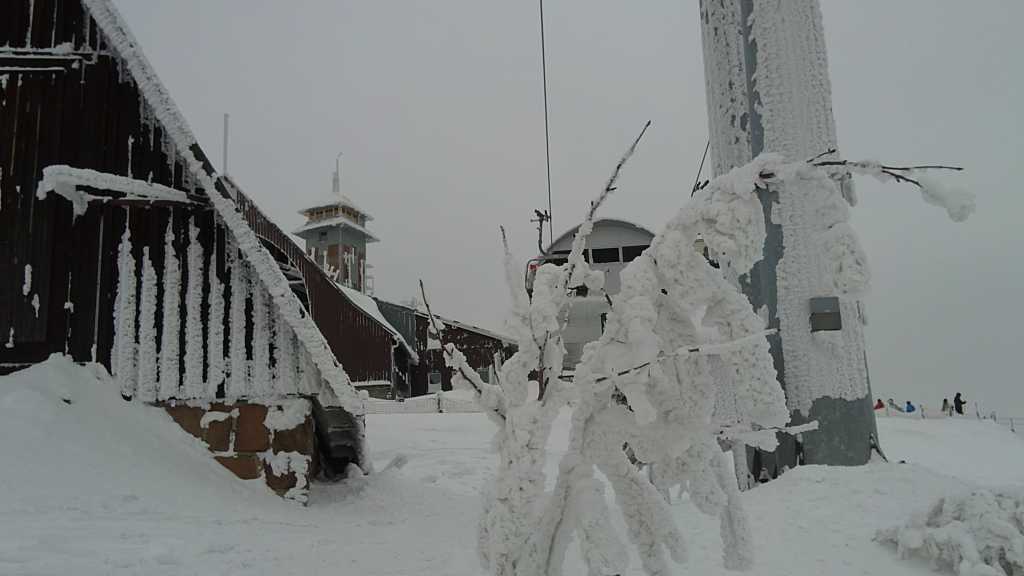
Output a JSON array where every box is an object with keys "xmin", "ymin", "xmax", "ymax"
[{"xmin": 874, "ymin": 398, "xmax": 885, "ymax": 410}]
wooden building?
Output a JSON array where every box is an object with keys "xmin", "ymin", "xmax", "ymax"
[
  {"xmin": 376, "ymin": 299, "xmax": 515, "ymax": 397},
  {"xmin": 0, "ymin": 0, "xmax": 402, "ymax": 499}
]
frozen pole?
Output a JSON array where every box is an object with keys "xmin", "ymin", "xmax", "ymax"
[
  {"xmin": 698, "ymin": 0, "xmax": 877, "ymax": 470},
  {"xmin": 222, "ymin": 113, "xmax": 230, "ymax": 174}
]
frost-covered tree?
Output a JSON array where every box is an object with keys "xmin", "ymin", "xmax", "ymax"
[{"xmin": 423, "ymin": 140, "xmax": 969, "ymax": 575}]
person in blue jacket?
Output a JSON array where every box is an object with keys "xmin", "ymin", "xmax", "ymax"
[{"xmin": 905, "ymin": 400, "xmax": 916, "ymax": 413}]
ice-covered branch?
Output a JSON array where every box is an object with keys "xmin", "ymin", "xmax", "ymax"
[
  {"xmin": 418, "ymin": 279, "xmax": 506, "ymax": 421},
  {"xmin": 591, "ymin": 328, "xmax": 776, "ymax": 385},
  {"xmin": 806, "ymin": 158, "xmax": 973, "ymax": 222}
]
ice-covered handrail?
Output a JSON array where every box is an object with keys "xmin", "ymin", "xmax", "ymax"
[{"xmin": 37, "ymin": 165, "xmax": 194, "ymax": 216}]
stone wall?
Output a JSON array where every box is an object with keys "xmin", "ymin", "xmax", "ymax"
[{"xmin": 163, "ymin": 399, "xmax": 317, "ymax": 503}]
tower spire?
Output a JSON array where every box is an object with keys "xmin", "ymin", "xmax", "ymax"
[{"xmin": 332, "ymin": 152, "xmax": 343, "ymax": 197}]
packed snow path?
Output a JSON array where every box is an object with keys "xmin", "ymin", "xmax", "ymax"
[{"xmin": 1, "ymin": 357, "xmax": 1022, "ymax": 575}]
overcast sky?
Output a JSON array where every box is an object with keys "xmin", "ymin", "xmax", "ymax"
[{"xmin": 114, "ymin": 1, "xmax": 1023, "ymax": 415}]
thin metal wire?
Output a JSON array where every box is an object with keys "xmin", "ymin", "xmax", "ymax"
[{"xmin": 539, "ymin": 0, "xmax": 553, "ymax": 245}]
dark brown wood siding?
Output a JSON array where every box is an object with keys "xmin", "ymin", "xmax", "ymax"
[
  {"xmin": 411, "ymin": 314, "xmax": 515, "ymax": 396},
  {"xmin": 0, "ymin": 0, "xmax": 395, "ymax": 385}
]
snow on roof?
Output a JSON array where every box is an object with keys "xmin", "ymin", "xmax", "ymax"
[
  {"xmin": 372, "ymin": 297, "xmax": 515, "ymax": 346},
  {"xmin": 420, "ymin": 312, "xmax": 515, "ymax": 346},
  {"xmin": 36, "ymin": 165, "xmax": 194, "ymax": 216},
  {"xmin": 338, "ymin": 285, "xmax": 419, "ymax": 364},
  {"xmin": 293, "ymin": 214, "xmax": 379, "ymax": 243},
  {"xmin": 81, "ymin": 0, "xmax": 366, "ymax": 419},
  {"xmin": 299, "ymin": 192, "xmax": 373, "ymax": 221},
  {"xmin": 542, "ymin": 217, "xmax": 655, "ymax": 257}
]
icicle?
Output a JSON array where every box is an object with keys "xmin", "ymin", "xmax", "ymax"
[
  {"xmin": 206, "ymin": 238, "xmax": 225, "ymax": 397},
  {"xmin": 273, "ymin": 312, "xmax": 295, "ymax": 395},
  {"xmin": 22, "ymin": 264, "xmax": 32, "ymax": 296},
  {"xmin": 182, "ymin": 220, "xmax": 204, "ymax": 398},
  {"xmin": 158, "ymin": 222, "xmax": 181, "ymax": 401},
  {"xmin": 136, "ymin": 247, "xmax": 158, "ymax": 402},
  {"xmin": 227, "ymin": 248, "xmax": 250, "ymax": 399},
  {"xmin": 250, "ymin": 276, "xmax": 272, "ymax": 397},
  {"xmin": 113, "ymin": 224, "xmax": 138, "ymax": 397}
]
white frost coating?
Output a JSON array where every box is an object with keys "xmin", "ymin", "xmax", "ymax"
[
  {"xmin": 22, "ymin": 264, "xmax": 32, "ymax": 296},
  {"xmin": 113, "ymin": 225, "xmax": 137, "ymax": 398},
  {"xmin": 158, "ymin": 224, "xmax": 181, "ymax": 401},
  {"xmin": 264, "ymin": 399, "xmax": 311, "ymax": 432},
  {"xmin": 36, "ymin": 165, "xmax": 192, "ymax": 217},
  {"xmin": 698, "ymin": 0, "xmax": 751, "ymax": 178},
  {"xmin": 199, "ymin": 410, "xmax": 233, "ymax": 429},
  {"xmin": 227, "ymin": 251, "xmax": 249, "ymax": 399},
  {"xmin": 769, "ymin": 162, "xmax": 871, "ymax": 414},
  {"xmin": 250, "ymin": 281, "xmax": 272, "ymax": 397},
  {"xmin": 914, "ymin": 174, "xmax": 976, "ymax": 223},
  {"xmin": 136, "ymin": 247, "xmax": 158, "ymax": 402},
  {"xmin": 877, "ymin": 488, "xmax": 1024, "ymax": 576},
  {"xmin": 750, "ymin": 1, "xmax": 839, "ymax": 175},
  {"xmin": 82, "ymin": 0, "xmax": 366, "ymax": 420},
  {"xmin": 182, "ymin": 221, "xmax": 204, "ymax": 398},
  {"xmin": 31, "ymin": 294, "xmax": 39, "ymax": 318},
  {"xmin": 5, "ymin": 328, "xmax": 12, "ymax": 349},
  {"xmin": 206, "ymin": 248, "xmax": 225, "ymax": 396},
  {"xmin": 273, "ymin": 312, "xmax": 296, "ymax": 396},
  {"xmin": 261, "ymin": 450, "xmax": 312, "ymax": 503}
]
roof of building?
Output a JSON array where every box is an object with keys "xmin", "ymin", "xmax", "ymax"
[
  {"xmin": 541, "ymin": 218, "xmax": 655, "ymax": 257},
  {"xmin": 338, "ymin": 285, "xmax": 419, "ymax": 363},
  {"xmin": 298, "ymin": 191, "xmax": 374, "ymax": 222},
  {"xmin": 292, "ymin": 214, "xmax": 379, "ymax": 243},
  {"xmin": 373, "ymin": 298, "xmax": 517, "ymax": 347}
]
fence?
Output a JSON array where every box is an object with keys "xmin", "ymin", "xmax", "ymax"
[
  {"xmin": 876, "ymin": 402, "xmax": 1023, "ymax": 437},
  {"xmin": 364, "ymin": 392, "xmax": 483, "ymax": 415}
]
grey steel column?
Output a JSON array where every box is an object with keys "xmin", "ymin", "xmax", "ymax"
[{"xmin": 698, "ymin": 0, "xmax": 877, "ymax": 470}]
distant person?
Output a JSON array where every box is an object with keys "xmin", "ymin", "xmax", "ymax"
[
  {"xmin": 874, "ymin": 398, "xmax": 885, "ymax": 410},
  {"xmin": 941, "ymin": 398, "xmax": 951, "ymax": 416},
  {"xmin": 888, "ymin": 398, "xmax": 903, "ymax": 413},
  {"xmin": 954, "ymin": 392, "xmax": 966, "ymax": 415},
  {"xmin": 905, "ymin": 401, "xmax": 916, "ymax": 414}
]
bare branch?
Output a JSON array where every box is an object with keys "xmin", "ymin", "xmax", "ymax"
[
  {"xmin": 806, "ymin": 147, "xmax": 837, "ymax": 163},
  {"xmin": 591, "ymin": 329, "xmax": 776, "ymax": 385},
  {"xmin": 588, "ymin": 120, "xmax": 651, "ymax": 221},
  {"xmin": 419, "ymin": 279, "xmax": 506, "ymax": 420},
  {"xmin": 499, "ymin": 225, "xmax": 509, "ymax": 255},
  {"xmin": 691, "ymin": 139, "xmax": 710, "ymax": 197}
]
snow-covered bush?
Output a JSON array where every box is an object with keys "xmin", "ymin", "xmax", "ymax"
[
  {"xmin": 876, "ymin": 488, "xmax": 1024, "ymax": 576},
  {"xmin": 424, "ymin": 144, "xmax": 968, "ymax": 576}
]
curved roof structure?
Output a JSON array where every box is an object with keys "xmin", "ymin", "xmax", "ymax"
[{"xmin": 540, "ymin": 217, "xmax": 655, "ymax": 257}]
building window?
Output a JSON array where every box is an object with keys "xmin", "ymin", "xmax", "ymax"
[
  {"xmin": 622, "ymin": 245, "xmax": 648, "ymax": 262},
  {"xmin": 428, "ymin": 371, "xmax": 442, "ymax": 394},
  {"xmin": 591, "ymin": 247, "xmax": 620, "ymax": 263}
]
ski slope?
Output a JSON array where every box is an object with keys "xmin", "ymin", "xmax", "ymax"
[{"xmin": 1, "ymin": 356, "xmax": 1022, "ymax": 575}]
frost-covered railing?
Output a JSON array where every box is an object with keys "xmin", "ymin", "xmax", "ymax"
[{"xmin": 226, "ymin": 180, "xmax": 397, "ymax": 384}]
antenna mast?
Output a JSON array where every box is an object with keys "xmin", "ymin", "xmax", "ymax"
[
  {"xmin": 539, "ymin": 0, "xmax": 553, "ymax": 245},
  {"xmin": 332, "ymin": 152, "xmax": 343, "ymax": 196}
]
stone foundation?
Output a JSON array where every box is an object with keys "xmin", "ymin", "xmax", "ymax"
[{"xmin": 164, "ymin": 399, "xmax": 316, "ymax": 503}]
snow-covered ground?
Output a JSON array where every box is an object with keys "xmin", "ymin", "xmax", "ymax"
[{"xmin": 1, "ymin": 356, "xmax": 1022, "ymax": 575}]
